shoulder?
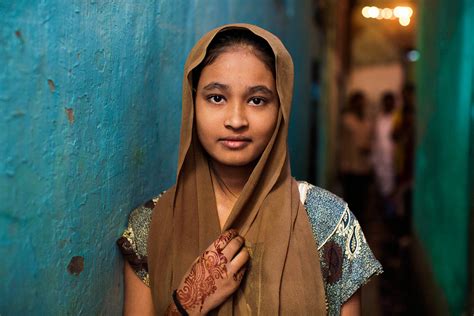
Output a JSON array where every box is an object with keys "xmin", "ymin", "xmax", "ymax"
[
  {"xmin": 116, "ymin": 190, "xmax": 167, "ymax": 286},
  {"xmin": 297, "ymin": 181, "xmax": 383, "ymax": 316},
  {"xmin": 126, "ymin": 196, "xmax": 162, "ymax": 256},
  {"xmin": 129, "ymin": 198, "xmax": 157, "ymax": 228},
  {"xmin": 298, "ymin": 181, "xmax": 347, "ymax": 250}
]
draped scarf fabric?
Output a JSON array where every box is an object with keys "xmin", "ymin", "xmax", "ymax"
[{"xmin": 148, "ymin": 23, "xmax": 326, "ymax": 315}]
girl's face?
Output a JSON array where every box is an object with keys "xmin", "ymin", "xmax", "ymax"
[{"xmin": 195, "ymin": 47, "xmax": 279, "ymax": 168}]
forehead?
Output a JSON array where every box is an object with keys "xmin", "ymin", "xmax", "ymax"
[{"xmin": 198, "ymin": 49, "xmax": 275, "ymax": 86}]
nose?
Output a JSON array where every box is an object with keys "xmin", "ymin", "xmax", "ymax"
[{"xmin": 224, "ymin": 102, "xmax": 248, "ymax": 130}]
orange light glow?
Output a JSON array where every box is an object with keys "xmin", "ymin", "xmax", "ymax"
[{"xmin": 362, "ymin": 5, "xmax": 413, "ymax": 26}]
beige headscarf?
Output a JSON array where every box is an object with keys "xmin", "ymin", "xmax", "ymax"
[{"xmin": 148, "ymin": 23, "xmax": 326, "ymax": 315}]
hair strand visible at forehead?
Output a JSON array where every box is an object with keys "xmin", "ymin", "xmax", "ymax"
[{"xmin": 192, "ymin": 28, "xmax": 276, "ymax": 89}]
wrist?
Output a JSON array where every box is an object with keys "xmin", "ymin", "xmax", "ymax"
[
  {"xmin": 173, "ymin": 289, "xmax": 190, "ymax": 316},
  {"xmin": 165, "ymin": 301, "xmax": 181, "ymax": 316},
  {"xmin": 173, "ymin": 290, "xmax": 209, "ymax": 316}
]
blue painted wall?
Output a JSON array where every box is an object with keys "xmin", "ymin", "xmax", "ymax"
[
  {"xmin": 0, "ymin": 1, "xmax": 316, "ymax": 314},
  {"xmin": 415, "ymin": 0, "xmax": 473, "ymax": 313}
]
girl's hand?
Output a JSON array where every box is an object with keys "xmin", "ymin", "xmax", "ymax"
[{"xmin": 173, "ymin": 229, "xmax": 249, "ymax": 315}]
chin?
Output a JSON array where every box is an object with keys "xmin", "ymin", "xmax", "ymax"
[{"xmin": 212, "ymin": 154, "xmax": 259, "ymax": 168}]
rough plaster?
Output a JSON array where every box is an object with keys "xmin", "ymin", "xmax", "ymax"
[{"xmin": 0, "ymin": 0, "xmax": 315, "ymax": 314}]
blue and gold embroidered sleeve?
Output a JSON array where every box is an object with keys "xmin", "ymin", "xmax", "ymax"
[
  {"xmin": 116, "ymin": 195, "xmax": 164, "ymax": 286},
  {"xmin": 304, "ymin": 184, "xmax": 383, "ymax": 316}
]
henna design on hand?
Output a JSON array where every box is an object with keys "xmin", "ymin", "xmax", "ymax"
[
  {"xmin": 177, "ymin": 230, "xmax": 237, "ymax": 312},
  {"xmin": 233, "ymin": 271, "xmax": 244, "ymax": 282},
  {"xmin": 213, "ymin": 229, "xmax": 236, "ymax": 252}
]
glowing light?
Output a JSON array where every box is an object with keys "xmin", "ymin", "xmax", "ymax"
[
  {"xmin": 394, "ymin": 6, "xmax": 413, "ymax": 19},
  {"xmin": 362, "ymin": 6, "xmax": 371, "ymax": 18},
  {"xmin": 381, "ymin": 8, "xmax": 393, "ymax": 19},
  {"xmin": 368, "ymin": 6, "xmax": 380, "ymax": 18},
  {"xmin": 399, "ymin": 17, "xmax": 411, "ymax": 26},
  {"xmin": 361, "ymin": 5, "xmax": 413, "ymax": 26},
  {"xmin": 407, "ymin": 50, "xmax": 420, "ymax": 62}
]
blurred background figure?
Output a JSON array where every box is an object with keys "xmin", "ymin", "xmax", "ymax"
[
  {"xmin": 375, "ymin": 86, "xmax": 416, "ymax": 315},
  {"xmin": 372, "ymin": 91, "xmax": 397, "ymax": 219},
  {"xmin": 339, "ymin": 91, "xmax": 373, "ymax": 224},
  {"xmin": 392, "ymin": 83, "xmax": 416, "ymax": 236}
]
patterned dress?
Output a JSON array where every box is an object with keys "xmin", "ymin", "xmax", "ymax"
[{"xmin": 117, "ymin": 182, "xmax": 383, "ymax": 316}]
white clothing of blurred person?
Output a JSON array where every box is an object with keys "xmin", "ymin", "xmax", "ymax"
[{"xmin": 372, "ymin": 92, "xmax": 396, "ymax": 199}]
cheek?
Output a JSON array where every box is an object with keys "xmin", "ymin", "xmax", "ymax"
[
  {"xmin": 195, "ymin": 102, "xmax": 216, "ymax": 145},
  {"xmin": 195, "ymin": 111, "xmax": 207, "ymax": 142},
  {"xmin": 260, "ymin": 109, "xmax": 279, "ymax": 140}
]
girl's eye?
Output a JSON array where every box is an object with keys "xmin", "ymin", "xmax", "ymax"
[
  {"xmin": 249, "ymin": 97, "xmax": 266, "ymax": 106},
  {"xmin": 208, "ymin": 95, "xmax": 225, "ymax": 104}
]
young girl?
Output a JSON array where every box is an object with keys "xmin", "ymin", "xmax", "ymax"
[{"xmin": 117, "ymin": 23, "xmax": 382, "ymax": 315}]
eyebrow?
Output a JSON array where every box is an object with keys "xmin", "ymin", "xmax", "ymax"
[
  {"xmin": 202, "ymin": 82, "xmax": 230, "ymax": 92},
  {"xmin": 248, "ymin": 85, "xmax": 274, "ymax": 96},
  {"xmin": 202, "ymin": 82, "xmax": 274, "ymax": 96}
]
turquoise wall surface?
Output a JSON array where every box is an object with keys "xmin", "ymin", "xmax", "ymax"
[
  {"xmin": 415, "ymin": 0, "xmax": 473, "ymax": 314},
  {"xmin": 0, "ymin": 1, "xmax": 316, "ymax": 314}
]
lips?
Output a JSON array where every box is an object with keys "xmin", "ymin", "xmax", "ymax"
[{"xmin": 218, "ymin": 136, "xmax": 251, "ymax": 149}]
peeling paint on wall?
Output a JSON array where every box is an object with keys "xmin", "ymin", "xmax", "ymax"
[
  {"xmin": 67, "ymin": 256, "xmax": 84, "ymax": 275},
  {"xmin": 15, "ymin": 29, "xmax": 24, "ymax": 43},
  {"xmin": 47, "ymin": 79, "xmax": 55, "ymax": 92},
  {"xmin": 65, "ymin": 108, "xmax": 74, "ymax": 124}
]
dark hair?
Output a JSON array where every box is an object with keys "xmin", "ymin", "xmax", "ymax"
[
  {"xmin": 381, "ymin": 91, "xmax": 395, "ymax": 103},
  {"xmin": 381, "ymin": 91, "xmax": 396, "ymax": 114},
  {"xmin": 344, "ymin": 91, "xmax": 366, "ymax": 119},
  {"xmin": 192, "ymin": 28, "xmax": 276, "ymax": 89}
]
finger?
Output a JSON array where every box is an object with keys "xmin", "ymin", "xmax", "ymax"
[
  {"xmin": 221, "ymin": 235, "xmax": 245, "ymax": 259},
  {"xmin": 228, "ymin": 247, "xmax": 250, "ymax": 273},
  {"xmin": 232, "ymin": 266, "xmax": 246, "ymax": 282},
  {"xmin": 213, "ymin": 229, "xmax": 239, "ymax": 252}
]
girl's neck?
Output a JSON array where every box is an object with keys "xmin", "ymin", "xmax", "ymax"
[{"xmin": 210, "ymin": 160, "xmax": 254, "ymax": 199}]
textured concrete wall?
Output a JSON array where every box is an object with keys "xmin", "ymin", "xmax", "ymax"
[
  {"xmin": 415, "ymin": 0, "xmax": 473, "ymax": 313},
  {"xmin": 0, "ymin": 1, "xmax": 316, "ymax": 314}
]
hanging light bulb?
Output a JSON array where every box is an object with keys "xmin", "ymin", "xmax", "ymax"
[
  {"xmin": 381, "ymin": 8, "xmax": 393, "ymax": 19},
  {"xmin": 394, "ymin": 6, "xmax": 413, "ymax": 19},
  {"xmin": 361, "ymin": 5, "xmax": 413, "ymax": 26},
  {"xmin": 368, "ymin": 6, "xmax": 380, "ymax": 18},
  {"xmin": 362, "ymin": 6, "xmax": 371, "ymax": 18},
  {"xmin": 399, "ymin": 17, "xmax": 411, "ymax": 26}
]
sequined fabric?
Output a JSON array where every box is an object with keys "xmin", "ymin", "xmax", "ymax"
[
  {"xmin": 301, "ymin": 182, "xmax": 383, "ymax": 316},
  {"xmin": 116, "ymin": 196, "xmax": 162, "ymax": 286},
  {"xmin": 117, "ymin": 184, "xmax": 382, "ymax": 314}
]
